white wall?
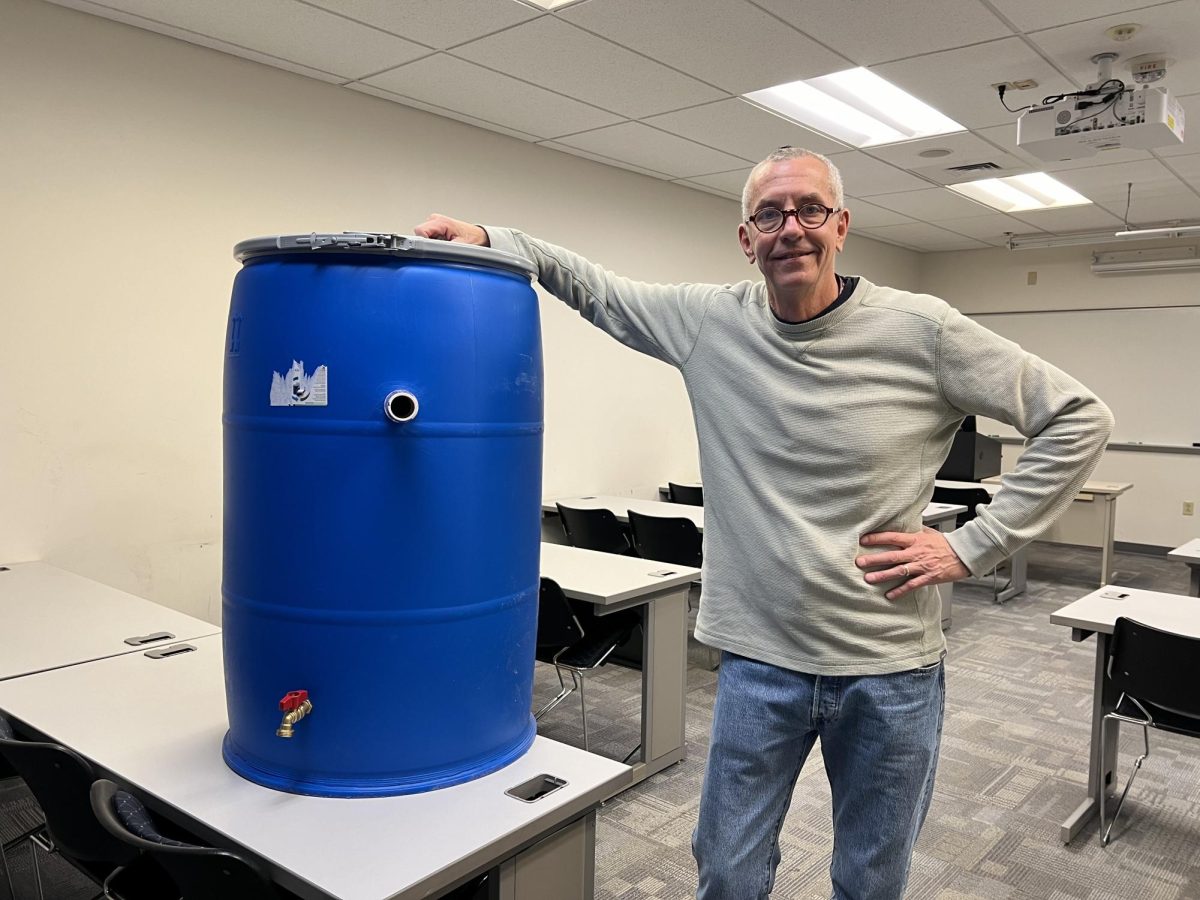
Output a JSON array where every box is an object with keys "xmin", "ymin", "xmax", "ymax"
[
  {"xmin": 920, "ymin": 245, "xmax": 1200, "ymax": 549},
  {"xmin": 0, "ymin": 0, "xmax": 922, "ymax": 620}
]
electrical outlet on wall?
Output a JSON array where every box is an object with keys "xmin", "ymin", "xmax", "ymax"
[{"xmin": 1185, "ymin": 501, "xmax": 1196, "ymax": 516}]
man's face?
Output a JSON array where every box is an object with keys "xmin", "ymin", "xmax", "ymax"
[{"xmin": 738, "ymin": 158, "xmax": 850, "ymax": 298}]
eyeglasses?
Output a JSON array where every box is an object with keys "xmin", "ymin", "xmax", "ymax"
[{"xmin": 746, "ymin": 204, "xmax": 840, "ymax": 233}]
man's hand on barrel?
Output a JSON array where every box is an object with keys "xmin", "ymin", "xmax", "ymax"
[{"xmin": 413, "ymin": 214, "xmax": 489, "ymax": 246}]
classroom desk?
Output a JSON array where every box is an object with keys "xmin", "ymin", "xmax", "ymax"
[
  {"xmin": 982, "ymin": 477, "xmax": 1133, "ymax": 587},
  {"xmin": 1167, "ymin": 538, "xmax": 1200, "ymax": 596},
  {"xmin": 0, "ymin": 634, "xmax": 630, "ymax": 900},
  {"xmin": 1049, "ymin": 586, "xmax": 1200, "ymax": 844},
  {"xmin": 0, "ymin": 561, "xmax": 220, "ymax": 681},
  {"xmin": 933, "ymin": 479, "xmax": 1031, "ymax": 604},
  {"xmin": 540, "ymin": 542, "xmax": 699, "ymax": 785},
  {"xmin": 545, "ymin": 498, "xmax": 965, "ymax": 628}
]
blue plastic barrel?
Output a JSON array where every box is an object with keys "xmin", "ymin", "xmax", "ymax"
[{"xmin": 222, "ymin": 233, "xmax": 542, "ymax": 797}]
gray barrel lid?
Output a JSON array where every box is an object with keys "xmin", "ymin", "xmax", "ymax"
[{"xmin": 233, "ymin": 232, "xmax": 536, "ymax": 279}]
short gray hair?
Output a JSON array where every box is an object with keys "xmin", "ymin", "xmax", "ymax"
[{"xmin": 741, "ymin": 148, "xmax": 845, "ymax": 220}]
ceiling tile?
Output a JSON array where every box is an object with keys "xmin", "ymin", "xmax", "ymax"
[
  {"xmin": 675, "ymin": 178, "xmax": 742, "ymax": 202},
  {"xmin": 644, "ymin": 99, "xmax": 846, "ymax": 163},
  {"xmin": 865, "ymin": 132, "xmax": 1031, "ymax": 181},
  {"xmin": 856, "ymin": 222, "xmax": 990, "ymax": 251},
  {"xmin": 986, "ymin": 0, "xmax": 1179, "ymax": 32},
  {"xmin": 683, "ymin": 168, "xmax": 755, "ymax": 198},
  {"xmin": 361, "ymin": 54, "xmax": 623, "ymax": 139},
  {"xmin": 304, "ymin": 0, "xmax": 541, "ymax": 49},
  {"xmin": 80, "ymin": 0, "xmax": 428, "ymax": 79},
  {"xmin": 559, "ymin": 0, "xmax": 851, "ymax": 94},
  {"xmin": 537, "ymin": 142, "xmax": 672, "ymax": 179},
  {"xmin": 452, "ymin": 17, "xmax": 723, "ymax": 118},
  {"xmin": 936, "ymin": 213, "xmax": 1040, "ymax": 246},
  {"xmin": 549, "ymin": 122, "xmax": 750, "ymax": 178},
  {"xmin": 753, "ymin": 0, "xmax": 1013, "ymax": 66},
  {"xmin": 346, "ymin": 83, "xmax": 542, "ymax": 142},
  {"xmin": 872, "ymin": 38, "xmax": 1067, "ymax": 129},
  {"xmin": 866, "ymin": 187, "xmax": 996, "ymax": 220},
  {"xmin": 1103, "ymin": 189, "xmax": 1200, "ymax": 223},
  {"xmin": 843, "ymin": 199, "xmax": 917, "ymax": 228},
  {"xmin": 1027, "ymin": 2, "xmax": 1200, "ymax": 96},
  {"xmin": 830, "ymin": 151, "xmax": 932, "ymax": 196},
  {"xmin": 1051, "ymin": 159, "xmax": 1187, "ymax": 202},
  {"xmin": 1007, "ymin": 205, "xmax": 1125, "ymax": 232},
  {"xmin": 1161, "ymin": 152, "xmax": 1200, "ymax": 183}
]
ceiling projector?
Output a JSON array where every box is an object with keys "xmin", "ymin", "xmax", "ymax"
[{"xmin": 1016, "ymin": 52, "xmax": 1185, "ymax": 162}]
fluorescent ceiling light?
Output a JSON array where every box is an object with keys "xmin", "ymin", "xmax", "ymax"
[
  {"xmin": 742, "ymin": 68, "xmax": 964, "ymax": 148},
  {"xmin": 1114, "ymin": 224, "xmax": 1200, "ymax": 238},
  {"xmin": 519, "ymin": 0, "xmax": 583, "ymax": 8},
  {"xmin": 1091, "ymin": 247, "xmax": 1200, "ymax": 275},
  {"xmin": 949, "ymin": 173, "xmax": 1091, "ymax": 213}
]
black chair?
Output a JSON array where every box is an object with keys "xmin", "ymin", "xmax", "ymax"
[
  {"xmin": 555, "ymin": 503, "xmax": 635, "ymax": 556},
  {"xmin": 533, "ymin": 578, "xmax": 640, "ymax": 752},
  {"xmin": 1, "ymin": 753, "xmax": 45, "ymax": 900},
  {"xmin": 667, "ymin": 482, "xmax": 703, "ymax": 506},
  {"xmin": 627, "ymin": 510, "xmax": 702, "ymax": 568},
  {"xmin": 0, "ymin": 714, "xmax": 174, "ymax": 900},
  {"xmin": 90, "ymin": 779, "xmax": 288, "ymax": 899},
  {"xmin": 1098, "ymin": 617, "xmax": 1200, "ymax": 846}
]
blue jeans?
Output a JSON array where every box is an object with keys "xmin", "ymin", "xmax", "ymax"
[{"xmin": 693, "ymin": 653, "xmax": 945, "ymax": 900}]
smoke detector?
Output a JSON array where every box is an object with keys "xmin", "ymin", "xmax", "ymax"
[{"xmin": 1105, "ymin": 23, "xmax": 1141, "ymax": 42}]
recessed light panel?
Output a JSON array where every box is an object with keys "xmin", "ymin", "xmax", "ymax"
[
  {"xmin": 742, "ymin": 68, "xmax": 965, "ymax": 148},
  {"xmin": 949, "ymin": 173, "xmax": 1092, "ymax": 212},
  {"xmin": 520, "ymin": 0, "xmax": 585, "ymax": 9}
]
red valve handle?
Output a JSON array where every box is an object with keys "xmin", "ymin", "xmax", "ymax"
[{"xmin": 279, "ymin": 690, "xmax": 308, "ymax": 712}]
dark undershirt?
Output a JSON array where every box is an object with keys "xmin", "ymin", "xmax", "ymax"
[{"xmin": 773, "ymin": 274, "xmax": 860, "ymax": 325}]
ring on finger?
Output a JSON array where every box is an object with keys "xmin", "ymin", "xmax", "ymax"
[{"xmin": 900, "ymin": 565, "xmax": 910, "ymax": 578}]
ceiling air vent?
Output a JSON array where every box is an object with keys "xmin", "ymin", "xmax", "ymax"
[
  {"xmin": 945, "ymin": 162, "xmax": 1004, "ymax": 173},
  {"xmin": 912, "ymin": 158, "xmax": 1029, "ymax": 186}
]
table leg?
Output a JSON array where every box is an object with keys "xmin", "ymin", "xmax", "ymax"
[
  {"xmin": 496, "ymin": 811, "xmax": 597, "ymax": 900},
  {"xmin": 1099, "ymin": 497, "xmax": 1118, "ymax": 586},
  {"xmin": 993, "ymin": 546, "xmax": 1028, "ymax": 604},
  {"xmin": 628, "ymin": 588, "xmax": 688, "ymax": 785},
  {"xmin": 933, "ymin": 518, "xmax": 955, "ymax": 629},
  {"xmin": 1060, "ymin": 632, "xmax": 1119, "ymax": 844}
]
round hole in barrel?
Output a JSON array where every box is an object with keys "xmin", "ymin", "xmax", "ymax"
[{"xmin": 385, "ymin": 391, "xmax": 418, "ymax": 423}]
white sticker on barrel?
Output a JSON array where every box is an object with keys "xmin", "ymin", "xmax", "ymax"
[{"xmin": 270, "ymin": 360, "xmax": 328, "ymax": 407}]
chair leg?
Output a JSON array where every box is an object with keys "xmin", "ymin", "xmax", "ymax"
[
  {"xmin": 1101, "ymin": 719, "xmax": 1151, "ymax": 846},
  {"xmin": 534, "ymin": 672, "xmax": 577, "ymax": 722}
]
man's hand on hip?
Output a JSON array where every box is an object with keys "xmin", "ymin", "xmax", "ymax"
[
  {"xmin": 413, "ymin": 214, "xmax": 489, "ymax": 246},
  {"xmin": 855, "ymin": 526, "xmax": 970, "ymax": 601}
]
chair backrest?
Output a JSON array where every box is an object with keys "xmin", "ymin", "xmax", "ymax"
[
  {"xmin": 90, "ymin": 779, "xmax": 280, "ymax": 900},
  {"xmin": 535, "ymin": 578, "xmax": 585, "ymax": 664},
  {"xmin": 0, "ymin": 714, "xmax": 138, "ymax": 867},
  {"xmin": 1107, "ymin": 617, "xmax": 1200, "ymax": 720},
  {"xmin": 930, "ymin": 487, "xmax": 992, "ymax": 526},
  {"xmin": 556, "ymin": 504, "xmax": 631, "ymax": 555},
  {"xmin": 628, "ymin": 510, "xmax": 702, "ymax": 568},
  {"xmin": 667, "ymin": 482, "xmax": 703, "ymax": 506}
]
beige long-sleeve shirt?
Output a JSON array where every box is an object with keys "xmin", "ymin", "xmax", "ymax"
[{"xmin": 489, "ymin": 227, "xmax": 1114, "ymax": 675}]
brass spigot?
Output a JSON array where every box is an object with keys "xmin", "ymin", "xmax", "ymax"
[{"xmin": 276, "ymin": 690, "xmax": 312, "ymax": 738}]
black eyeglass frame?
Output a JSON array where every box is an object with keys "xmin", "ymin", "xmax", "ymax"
[{"xmin": 745, "ymin": 204, "xmax": 842, "ymax": 233}]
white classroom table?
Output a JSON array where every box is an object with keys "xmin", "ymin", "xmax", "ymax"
[
  {"xmin": 0, "ymin": 561, "xmax": 220, "ymax": 681},
  {"xmin": 544, "ymin": 497, "xmax": 965, "ymax": 628},
  {"xmin": 540, "ymin": 542, "xmax": 699, "ymax": 785},
  {"xmin": 982, "ymin": 476, "xmax": 1133, "ymax": 587},
  {"xmin": 0, "ymin": 634, "xmax": 630, "ymax": 900},
  {"xmin": 933, "ymin": 480, "xmax": 1032, "ymax": 603},
  {"xmin": 1050, "ymin": 585, "xmax": 1200, "ymax": 844},
  {"xmin": 1167, "ymin": 538, "xmax": 1200, "ymax": 596}
]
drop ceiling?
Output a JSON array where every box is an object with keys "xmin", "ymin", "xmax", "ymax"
[{"xmin": 46, "ymin": 0, "xmax": 1200, "ymax": 252}]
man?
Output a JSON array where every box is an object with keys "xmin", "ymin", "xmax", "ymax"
[{"xmin": 415, "ymin": 147, "xmax": 1113, "ymax": 899}]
